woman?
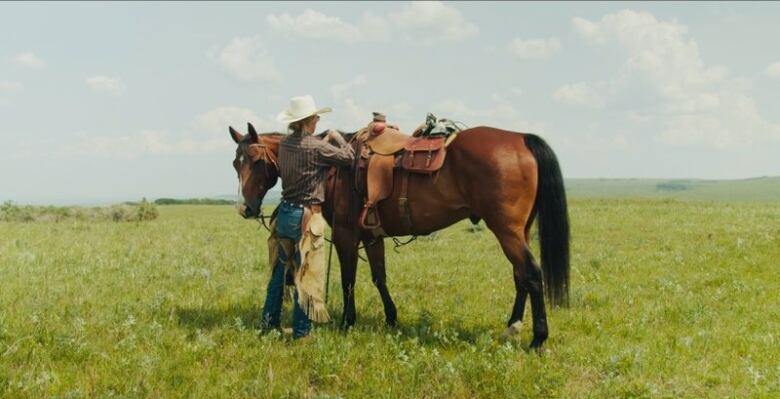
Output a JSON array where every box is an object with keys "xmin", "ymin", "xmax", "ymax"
[{"xmin": 261, "ymin": 95, "xmax": 354, "ymax": 339}]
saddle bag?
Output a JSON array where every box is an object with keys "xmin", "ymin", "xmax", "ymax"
[{"xmin": 401, "ymin": 137, "xmax": 446, "ymax": 174}]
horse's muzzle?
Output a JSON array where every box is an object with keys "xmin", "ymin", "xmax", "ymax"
[{"xmin": 238, "ymin": 202, "xmax": 260, "ymax": 219}]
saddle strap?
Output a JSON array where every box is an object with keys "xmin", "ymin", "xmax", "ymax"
[{"xmin": 398, "ymin": 170, "xmax": 414, "ymax": 234}]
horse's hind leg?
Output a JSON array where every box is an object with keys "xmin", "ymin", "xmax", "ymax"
[
  {"xmin": 523, "ymin": 247, "xmax": 548, "ymax": 350},
  {"xmin": 501, "ymin": 212, "xmax": 537, "ymax": 336},
  {"xmin": 489, "ymin": 224, "xmax": 549, "ymax": 350},
  {"xmin": 362, "ymin": 237, "xmax": 397, "ymax": 327},
  {"xmin": 504, "ymin": 271, "xmax": 529, "ymax": 339}
]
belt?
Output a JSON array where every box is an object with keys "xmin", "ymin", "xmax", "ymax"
[{"xmin": 282, "ymin": 200, "xmax": 321, "ymax": 213}]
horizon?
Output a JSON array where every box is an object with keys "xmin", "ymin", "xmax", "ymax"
[
  {"xmin": 2, "ymin": 2, "xmax": 779, "ymax": 205},
  {"xmin": 7, "ymin": 175, "xmax": 778, "ymax": 206}
]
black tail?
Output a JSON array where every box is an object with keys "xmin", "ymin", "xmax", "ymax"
[{"xmin": 524, "ymin": 134, "xmax": 570, "ymax": 307}]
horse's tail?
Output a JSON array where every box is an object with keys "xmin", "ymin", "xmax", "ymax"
[{"xmin": 524, "ymin": 134, "xmax": 570, "ymax": 307}]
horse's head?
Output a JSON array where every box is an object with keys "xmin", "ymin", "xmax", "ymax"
[{"xmin": 229, "ymin": 123, "xmax": 281, "ymax": 219}]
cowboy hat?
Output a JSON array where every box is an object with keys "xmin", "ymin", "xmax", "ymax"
[{"xmin": 276, "ymin": 95, "xmax": 332, "ymax": 124}]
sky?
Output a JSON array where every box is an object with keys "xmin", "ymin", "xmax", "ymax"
[{"xmin": 1, "ymin": 1, "xmax": 779, "ymax": 205}]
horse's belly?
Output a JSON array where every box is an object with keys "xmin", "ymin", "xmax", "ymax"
[{"xmin": 375, "ymin": 171, "xmax": 469, "ymax": 236}]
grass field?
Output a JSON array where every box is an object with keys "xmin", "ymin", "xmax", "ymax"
[
  {"xmin": 1, "ymin": 199, "xmax": 779, "ymax": 398},
  {"xmin": 565, "ymin": 176, "xmax": 780, "ymax": 203}
]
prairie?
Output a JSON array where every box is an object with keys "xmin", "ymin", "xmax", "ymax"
[{"xmin": 1, "ymin": 199, "xmax": 779, "ymax": 398}]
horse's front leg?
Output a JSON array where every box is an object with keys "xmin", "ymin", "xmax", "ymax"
[
  {"xmin": 333, "ymin": 223, "xmax": 359, "ymax": 329},
  {"xmin": 361, "ymin": 237, "xmax": 397, "ymax": 327}
]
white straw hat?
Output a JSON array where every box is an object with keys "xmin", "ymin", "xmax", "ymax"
[{"xmin": 276, "ymin": 95, "xmax": 332, "ymax": 123}]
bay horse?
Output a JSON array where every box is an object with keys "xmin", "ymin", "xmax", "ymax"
[{"xmin": 229, "ymin": 122, "xmax": 569, "ymax": 350}]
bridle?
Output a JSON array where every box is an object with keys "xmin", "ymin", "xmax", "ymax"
[{"xmin": 236, "ymin": 137, "xmax": 279, "ymax": 231}]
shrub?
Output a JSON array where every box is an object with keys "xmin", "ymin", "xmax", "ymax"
[
  {"xmin": 0, "ymin": 200, "xmax": 159, "ymax": 223},
  {"xmin": 656, "ymin": 182, "xmax": 689, "ymax": 192},
  {"xmin": 136, "ymin": 198, "xmax": 159, "ymax": 221}
]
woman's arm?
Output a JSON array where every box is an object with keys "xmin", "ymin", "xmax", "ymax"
[{"xmin": 317, "ymin": 131, "xmax": 354, "ymax": 166}]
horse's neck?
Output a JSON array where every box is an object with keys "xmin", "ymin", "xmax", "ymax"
[{"xmin": 261, "ymin": 134, "xmax": 282, "ymax": 155}]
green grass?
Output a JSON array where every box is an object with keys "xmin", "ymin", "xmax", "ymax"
[
  {"xmin": 1, "ymin": 200, "xmax": 779, "ymax": 398},
  {"xmin": 566, "ymin": 176, "xmax": 780, "ymax": 202}
]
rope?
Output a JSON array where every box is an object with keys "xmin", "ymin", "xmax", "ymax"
[
  {"xmin": 325, "ymin": 167, "xmax": 339, "ymax": 304},
  {"xmin": 391, "ymin": 236, "xmax": 417, "ymax": 253}
]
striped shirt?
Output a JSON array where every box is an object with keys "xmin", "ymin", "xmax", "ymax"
[{"xmin": 278, "ymin": 131, "xmax": 354, "ymax": 205}]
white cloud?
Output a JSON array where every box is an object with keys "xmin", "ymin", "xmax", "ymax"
[
  {"xmin": 14, "ymin": 52, "xmax": 45, "ymax": 69},
  {"xmin": 388, "ymin": 1, "xmax": 478, "ymax": 44},
  {"xmin": 331, "ymin": 75, "xmax": 367, "ymax": 101},
  {"xmin": 266, "ymin": 2, "xmax": 476, "ymax": 45},
  {"xmin": 56, "ymin": 131, "xmax": 163, "ymax": 159},
  {"xmin": 553, "ymin": 82, "xmax": 606, "ymax": 108},
  {"xmin": 320, "ymin": 95, "xmax": 416, "ymax": 133},
  {"xmin": 766, "ymin": 62, "xmax": 780, "ymax": 79},
  {"xmin": 212, "ymin": 36, "xmax": 281, "ymax": 82},
  {"xmin": 193, "ymin": 106, "xmax": 277, "ymax": 135},
  {"xmin": 55, "ymin": 129, "xmax": 237, "ymax": 160},
  {"xmin": 431, "ymin": 97, "xmax": 547, "ymax": 135},
  {"xmin": 267, "ymin": 9, "xmax": 365, "ymax": 43},
  {"xmin": 39, "ymin": 106, "xmax": 280, "ymax": 160},
  {"xmin": 572, "ymin": 17, "xmax": 605, "ymax": 45},
  {"xmin": 569, "ymin": 9, "xmax": 780, "ymax": 147},
  {"xmin": 86, "ymin": 76, "xmax": 127, "ymax": 96},
  {"xmin": 508, "ymin": 37, "xmax": 561, "ymax": 60}
]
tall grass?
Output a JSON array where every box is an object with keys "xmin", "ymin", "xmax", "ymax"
[
  {"xmin": 0, "ymin": 200, "xmax": 778, "ymax": 397},
  {"xmin": 0, "ymin": 199, "xmax": 158, "ymax": 223}
]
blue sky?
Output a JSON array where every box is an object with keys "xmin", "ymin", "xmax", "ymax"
[{"xmin": 1, "ymin": 1, "xmax": 779, "ymax": 204}]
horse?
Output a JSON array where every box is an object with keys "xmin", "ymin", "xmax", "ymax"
[{"xmin": 229, "ymin": 121, "xmax": 569, "ymax": 350}]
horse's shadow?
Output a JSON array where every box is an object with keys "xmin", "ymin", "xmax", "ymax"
[
  {"xmin": 353, "ymin": 310, "xmax": 529, "ymax": 350},
  {"xmin": 174, "ymin": 302, "xmax": 528, "ymax": 350}
]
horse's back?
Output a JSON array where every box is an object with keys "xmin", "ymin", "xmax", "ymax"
[{"xmin": 447, "ymin": 126, "xmax": 538, "ymax": 175}]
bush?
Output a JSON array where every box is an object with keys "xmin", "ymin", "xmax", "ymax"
[
  {"xmin": 656, "ymin": 182, "xmax": 690, "ymax": 192},
  {"xmin": 0, "ymin": 200, "xmax": 159, "ymax": 223},
  {"xmin": 153, "ymin": 198, "xmax": 233, "ymax": 205},
  {"xmin": 136, "ymin": 198, "xmax": 159, "ymax": 221}
]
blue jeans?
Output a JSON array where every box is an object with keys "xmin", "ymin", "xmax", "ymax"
[{"xmin": 260, "ymin": 201, "xmax": 312, "ymax": 338}]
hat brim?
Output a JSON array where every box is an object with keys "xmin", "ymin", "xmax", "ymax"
[{"xmin": 276, "ymin": 107, "xmax": 332, "ymax": 124}]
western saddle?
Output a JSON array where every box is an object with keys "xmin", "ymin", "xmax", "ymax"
[{"xmin": 354, "ymin": 112, "xmax": 460, "ymax": 236}]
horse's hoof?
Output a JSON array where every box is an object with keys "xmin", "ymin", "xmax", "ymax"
[
  {"xmin": 500, "ymin": 321, "xmax": 522, "ymax": 342},
  {"xmin": 340, "ymin": 320, "xmax": 355, "ymax": 331},
  {"xmin": 529, "ymin": 338, "xmax": 546, "ymax": 353}
]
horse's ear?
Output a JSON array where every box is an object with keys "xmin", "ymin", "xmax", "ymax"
[
  {"xmin": 247, "ymin": 122, "xmax": 259, "ymax": 142},
  {"xmin": 229, "ymin": 126, "xmax": 243, "ymax": 143}
]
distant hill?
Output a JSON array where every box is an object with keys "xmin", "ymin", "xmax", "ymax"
[
  {"xmin": 189, "ymin": 190, "xmax": 282, "ymax": 206},
  {"xmin": 153, "ymin": 198, "xmax": 234, "ymax": 205},
  {"xmin": 207, "ymin": 177, "xmax": 780, "ymax": 205},
  {"xmin": 565, "ymin": 176, "xmax": 780, "ymax": 202}
]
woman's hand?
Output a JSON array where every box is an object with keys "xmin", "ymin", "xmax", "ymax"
[{"xmin": 325, "ymin": 130, "xmax": 341, "ymax": 143}]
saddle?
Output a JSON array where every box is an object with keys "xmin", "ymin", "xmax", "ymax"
[{"xmin": 355, "ymin": 113, "xmax": 460, "ymax": 235}]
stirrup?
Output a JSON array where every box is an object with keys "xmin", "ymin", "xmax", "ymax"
[{"xmin": 359, "ymin": 204, "xmax": 381, "ymax": 230}]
